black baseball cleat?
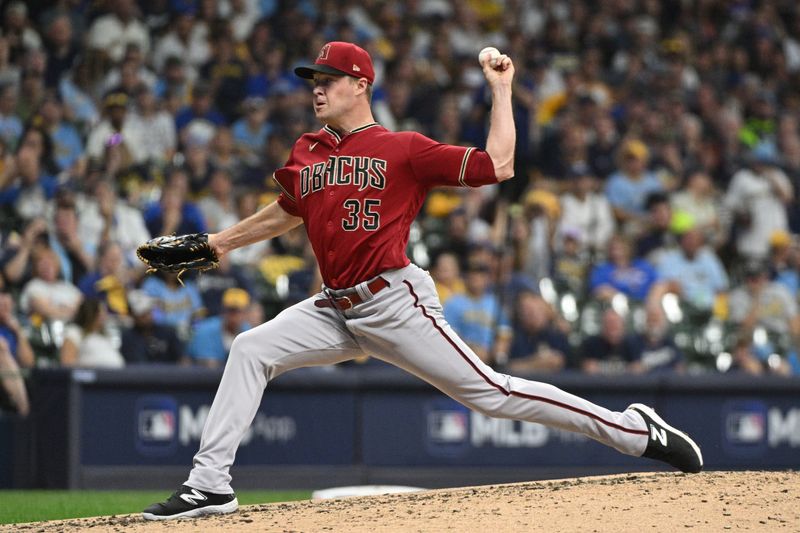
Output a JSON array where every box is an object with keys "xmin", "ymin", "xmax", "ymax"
[
  {"xmin": 628, "ymin": 403, "xmax": 703, "ymax": 474},
  {"xmin": 142, "ymin": 485, "xmax": 238, "ymax": 520}
]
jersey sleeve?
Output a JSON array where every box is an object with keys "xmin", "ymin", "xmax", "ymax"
[
  {"xmin": 408, "ymin": 133, "xmax": 497, "ymax": 188},
  {"xmin": 272, "ymin": 149, "xmax": 301, "ymax": 217}
]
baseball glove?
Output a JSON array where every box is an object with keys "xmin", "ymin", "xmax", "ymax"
[{"xmin": 136, "ymin": 233, "xmax": 219, "ymax": 281}]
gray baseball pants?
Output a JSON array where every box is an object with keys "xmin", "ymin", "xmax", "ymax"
[{"xmin": 187, "ymin": 264, "xmax": 648, "ymax": 493}]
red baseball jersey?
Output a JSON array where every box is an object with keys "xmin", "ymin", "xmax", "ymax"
[{"xmin": 273, "ymin": 123, "xmax": 497, "ymax": 289}]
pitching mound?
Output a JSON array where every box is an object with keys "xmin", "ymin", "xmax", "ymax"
[{"xmin": 11, "ymin": 471, "xmax": 799, "ymax": 532}]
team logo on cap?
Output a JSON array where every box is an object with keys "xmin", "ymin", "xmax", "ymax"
[
  {"xmin": 353, "ymin": 64, "xmax": 361, "ymax": 72},
  {"xmin": 318, "ymin": 44, "xmax": 330, "ymax": 60}
]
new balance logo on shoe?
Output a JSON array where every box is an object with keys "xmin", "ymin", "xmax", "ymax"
[
  {"xmin": 650, "ymin": 424, "xmax": 668, "ymax": 446},
  {"xmin": 179, "ymin": 489, "xmax": 208, "ymax": 506},
  {"xmin": 629, "ymin": 403, "xmax": 703, "ymax": 474}
]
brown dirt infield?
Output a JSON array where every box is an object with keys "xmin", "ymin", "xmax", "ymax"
[{"xmin": 9, "ymin": 471, "xmax": 800, "ymax": 532}]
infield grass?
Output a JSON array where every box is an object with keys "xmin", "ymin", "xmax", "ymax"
[{"xmin": 0, "ymin": 489, "xmax": 311, "ymax": 524}]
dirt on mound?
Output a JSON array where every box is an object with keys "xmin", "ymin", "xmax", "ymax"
[{"xmin": 10, "ymin": 471, "xmax": 800, "ymax": 533}]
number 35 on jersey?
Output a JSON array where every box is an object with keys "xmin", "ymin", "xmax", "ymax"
[{"xmin": 342, "ymin": 199, "xmax": 381, "ymax": 231}]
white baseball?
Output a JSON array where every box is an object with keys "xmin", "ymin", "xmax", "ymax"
[{"xmin": 479, "ymin": 46, "xmax": 501, "ymax": 68}]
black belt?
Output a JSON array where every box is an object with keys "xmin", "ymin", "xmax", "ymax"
[{"xmin": 314, "ymin": 277, "xmax": 390, "ymax": 311}]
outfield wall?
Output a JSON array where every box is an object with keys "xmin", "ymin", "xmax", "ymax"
[{"xmin": 5, "ymin": 367, "xmax": 800, "ymax": 489}]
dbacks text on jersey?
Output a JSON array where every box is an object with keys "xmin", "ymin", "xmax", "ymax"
[{"xmin": 300, "ymin": 155, "xmax": 387, "ymax": 197}]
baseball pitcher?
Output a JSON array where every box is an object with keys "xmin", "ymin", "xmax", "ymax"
[{"xmin": 143, "ymin": 42, "xmax": 702, "ymax": 520}]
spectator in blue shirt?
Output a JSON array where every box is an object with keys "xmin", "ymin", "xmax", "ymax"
[
  {"xmin": 58, "ymin": 56, "xmax": 100, "ymax": 132},
  {"xmin": 144, "ymin": 170, "xmax": 207, "ymax": 237},
  {"xmin": 443, "ymin": 260, "xmax": 510, "ymax": 365},
  {"xmin": 244, "ymin": 45, "xmax": 301, "ymax": 99},
  {"xmin": 605, "ymin": 139, "xmax": 664, "ymax": 231},
  {"xmin": 767, "ymin": 230, "xmax": 799, "ymax": 296},
  {"xmin": 656, "ymin": 226, "xmax": 728, "ymax": 312},
  {"xmin": 0, "ymin": 82, "xmax": 23, "ymax": 149},
  {"xmin": 589, "ymin": 235, "xmax": 660, "ymax": 303},
  {"xmin": 153, "ymin": 56, "xmax": 191, "ymax": 106},
  {"xmin": 39, "ymin": 93, "xmax": 84, "ymax": 174},
  {"xmin": 231, "ymin": 96, "xmax": 271, "ymax": 167},
  {"xmin": 174, "ymin": 81, "xmax": 226, "ymax": 135},
  {"xmin": 508, "ymin": 291, "xmax": 571, "ymax": 373},
  {"xmin": 0, "ymin": 135, "xmax": 58, "ymax": 224},
  {"xmin": 188, "ymin": 288, "xmax": 252, "ymax": 368},
  {"xmin": 141, "ymin": 271, "xmax": 204, "ymax": 341}
]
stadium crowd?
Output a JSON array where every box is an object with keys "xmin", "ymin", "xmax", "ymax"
[{"xmin": 2, "ymin": 0, "xmax": 800, "ymax": 414}]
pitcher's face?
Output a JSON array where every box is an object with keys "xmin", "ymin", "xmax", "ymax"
[{"xmin": 312, "ymin": 74, "xmax": 358, "ymax": 123}]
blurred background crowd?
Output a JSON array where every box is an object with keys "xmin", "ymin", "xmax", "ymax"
[{"xmin": 2, "ymin": 0, "xmax": 800, "ymax": 415}]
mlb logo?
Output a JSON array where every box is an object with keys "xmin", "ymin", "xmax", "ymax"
[
  {"xmin": 139, "ymin": 410, "xmax": 175, "ymax": 441},
  {"xmin": 721, "ymin": 400, "xmax": 768, "ymax": 459},
  {"xmin": 428, "ymin": 411, "xmax": 468, "ymax": 443},
  {"xmin": 424, "ymin": 399, "xmax": 471, "ymax": 458},
  {"xmin": 135, "ymin": 395, "xmax": 178, "ymax": 457},
  {"xmin": 726, "ymin": 412, "xmax": 765, "ymax": 444}
]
